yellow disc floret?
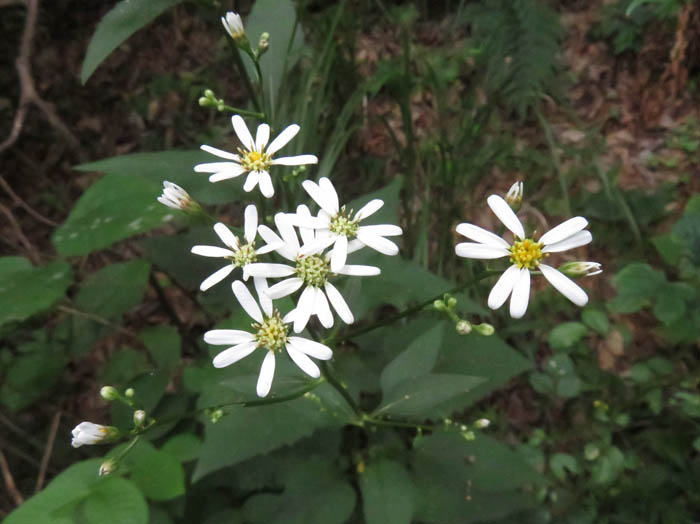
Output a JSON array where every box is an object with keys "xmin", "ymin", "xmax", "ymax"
[
  {"xmin": 329, "ymin": 207, "xmax": 359, "ymax": 238},
  {"xmin": 231, "ymin": 243, "xmax": 257, "ymax": 267},
  {"xmin": 253, "ymin": 312, "xmax": 288, "ymax": 352},
  {"xmin": 296, "ymin": 254, "xmax": 330, "ymax": 287},
  {"xmin": 509, "ymin": 238, "xmax": 545, "ymax": 269},
  {"xmin": 239, "ymin": 149, "xmax": 272, "ymax": 172}
]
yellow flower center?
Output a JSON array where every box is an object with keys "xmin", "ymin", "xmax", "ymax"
[
  {"xmin": 253, "ymin": 312, "xmax": 288, "ymax": 352},
  {"xmin": 296, "ymin": 255, "xmax": 330, "ymax": 287},
  {"xmin": 239, "ymin": 149, "xmax": 272, "ymax": 172},
  {"xmin": 509, "ymin": 238, "xmax": 545, "ymax": 269},
  {"xmin": 230, "ymin": 243, "xmax": 257, "ymax": 267},
  {"xmin": 329, "ymin": 207, "xmax": 358, "ymax": 237}
]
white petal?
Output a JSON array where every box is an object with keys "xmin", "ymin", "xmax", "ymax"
[
  {"xmin": 232, "ymin": 280, "xmax": 263, "ymax": 323},
  {"xmin": 244, "ymin": 205, "xmax": 258, "ymax": 244},
  {"xmin": 191, "ymin": 245, "xmax": 235, "ymax": 258},
  {"xmin": 539, "ymin": 217, "xmax": 589, "ymax": 246},
  {"xmin": 272, "ymin": 155, "xmax": 318, "ymax": 166},
  {"xmin": 302, "ymin": 179, "xmax": 338, "ymax": 215},
  {"xmin": 318, "ymin": 178, "xmax": 340, "ymax": 214},
  {"xmin": 487, "ymin": 195, "xmax": 525, "ymax": 239},
  {"xmin": 356, "ymin": 232, "xmax": 399, "ymax": 256},
  {"xmin": 487, "ymin": 265, "xmax": 520, "ymax": 310},
  {"xmin": 287, "ymin": 336, "xmax": 333, "ymax": 360},
  {"xmin": 194, "ymin": 161, "xmax": 240, "ymax": 173},
  {"xmin": 330, "ymin": 235, "xmax": 349, "ymax": 272},
  {"xmin": 232, "ymin": 115, "xmax": 255, "ymax": 151},
  {"xmin": 354, "ymin": 199, "xmax": 383, "ymax": 221},
  {"xmin": 275, "ymin": 213, "xmax": 300, "ymax": 253},
  {"xmin": 255, "ymin": 123, "xmax": 270, "ymax": 151},
  {"xmin": 299, "ymin": 235, "xmax": 336, "ymax": 256},
  {"xmin": 253, "ymin": 277, "xmax": 273, "ymax": 317},
  {"xmin": 214, "ymin": 223, "xmax": 239, "ymax": 250},
  {"xmin": 200, "ymin": 144, "xmax": 240, "ymax": 161},
  {"xmin": 294, "ymin": 286, "xmax": 316, "ymax": 333},
  {"xmin": 200, "ymin": 265, "xmax": 234, "ymax": 291},
  {"xmin": 245, "ymin": 263, "xmax": 296, "ymax": 278},
  {"xmin": 282, "ymin": 309, "xmax": 296, "ymax": 323},
  {"xmin": 285, "ymin": 345, "xmax": 320, "ymax": 378},
  {"xmin": 542, "ymin": 230, "xmax": 592, "ymax": 253},
  {"xmin": 266, "ymin": 124, "xmax": 300, "ymax": 155},
  {"xmin": 209, "ymin": 168, "xmax": 247, "ymax": 183},
  {"xmin": 346, "ymin": 239, "xmax": 365, "ymax": 255},
  {"xmin": 212, "ymin": 342, "xmax": 257, "ymax": 368},
  {"xmin": 204, "ymin": 329, "xmax": 255, "ymax": 345},
  {"xmin": 358, "ymin": 224, "xmax": 403, "ymax": 237},
  {"xmin": 456, "ymin": 222, "xmax": 510, "ymax": 249},
  {"xmin": 258, "ymin": 171, "xmax": 274, "ymax": 198},
  {"xmin": 243, "ymin": 171, "xmax": 260, "ymax": 192},
  {"xmin": 257, "ymin": 225, "xmax": 296, "ymax": 261},
  {"xmin": 509, "ymin": 268, "xmax": 531, "ymax": 319},
  {"xmin": 455, "ymin": 243, "xmax": 509, "ymax": 259},
  {"xmin": 540, "ymin": 264, "xmax": 589, "ymax": 306},
  {"xmin": 336, "ymin": 264, "xmax": 380, "ymax": 276},
  {"xmin": 286, "ymin": 212, "xmax": 328, "ymax": 229},
  {"xmin": 256, "ymin": 242, "xmax": 285, "ymax": 256},
  {"xmin": 314, "ymin": 288, "xmax": 334, "ymax": 328},
  {"xmin": 267, "ymin": 277, "xmax": 304, "ymax": 299},
  {"xmin": 325, "ymin": 282, "xmax": 354, "ymax": 324},
  {"xmin": 256, "ymin": 351, "xmax": 276, "ymax": 397}
]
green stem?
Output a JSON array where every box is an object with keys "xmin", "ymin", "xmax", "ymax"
[
  {"xmin": 253, "ymin": 59, "xmax": 267, "ymax": 117},
  {"xmin": 320, "ymin": 360, "xmax": 362, "ymax": 417},
  {"xmin": 220, "ymin": 105, "xmax": 265, "ymax": 119},
  {"xmin": 228, "ymin": 40, "xmax": 263, "ymax": 116}
]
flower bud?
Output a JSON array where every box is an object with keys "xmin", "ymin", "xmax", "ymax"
[
  {"xmin": 221, "ymin": 11, "xmax": 246, "ymax": 41},
  {"xmin": 433, "ymin": 299, "xmax": 447, "ymax": 312},
  {"xmin": 198, "ymin": 96, "xmax": 210, "ymax": 107},
  {"xmin": 474, "ymin": 418, "xmax": 490, "ymax": 429},
  {"xmin": 461, "ymin": 430, "xmax": 476, "ymax": 441},
  {"xmin": 125, "ymin": 388, "xmax": 135, "ymax": 398},
  {"xmin": 133, "ymin": 410, "xmax": 147, "ymax": 427},
  {"xmin": 100, "ymin": 386, "xmax": 120, "ymax": 401},
  {"xmin": 258, "ymin": 32, "xmax": 270, "ymax": 55},
  {"xmin": 99, "ymin": 458, "xmax": 118, "ymax": 476},
  {"xmin": 204, "ymin": 89, "xmax": 215, "ymax": 99},
  {"xmin": 446, "ymin": 296, "xmax": 457, "ymax": 309},
  {"xmin": 71, "ymin": 422, "xmax": 119, "ymax": 448},
  {"xmin": 157, "ymin": 181, "xmax": 200, "ymax": 213},
  {"xmin": 473, "ymin": 323, "xmax": 495, "ymax": 336},
  {"xmin": 455, "ymin": 320, "xmax": 472, "ymax": 335},
  {"xmin": 558, "ymin": 261, "xmax": 603, "ymax": 277},
  {"xmin": 505, "ymin": 181, "xmax": 523, "ymax": 208}
]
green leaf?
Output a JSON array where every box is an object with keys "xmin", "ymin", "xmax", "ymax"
[
  {"xmin": 1, "ymin": 351, "xmax": 66, "ymax": 412},
  {"xmin": 581, "ymin": 308, "xmax": 610, "ymax": 335},
  {"xmin": 81, "ymin": 0, "xmax": 184, "ymax": 84},
  {"xmin": 0, "ymin": 259, "xmax": 71, "ymax": 326},
  {"xmin": 75, "ymin": 151, "xmax": 245, "ymax": 205},
  {"xmin": 82, "ymin": 477, "xmax": 148, "ymax": 524},
  {"xmin": 360, "ymin": 458, "xmax": 415, "ymax": 524},
  {"xmin": 591, "ymin": 446, "xmax": 625, "ymax": 484},
  {"xmin": 76, "ymin": 260, "xmax": 151, "ymax": 318},
  {"xmin": 550, "ymin": 453, "xmax": 579, "ymax": 481},
  {"xmin": 53, "ymin": 174, "xmax": 169, "ymax": 256},
  {"xmin": 375, "ymin": 374, "xmax": 486, "ymax": 418},
  {"xmin": 529, "ymin": 372, "xmax": 554, "ymax": 394},
  {"xmin": 653, "ymin": 282, "xmax": 693, "ymax": 325},
  {"xmin": 608, "ymin": 263, "xmax": 665, "ymax": 313},
  {"xmin": 125, "ymin": 440, "xmax": 185, "ymax": 501},
  {"xmin": 101, "ymin": 348, "xmax": 149, "ymax": 385},
  {"xmin": 379, "ymin": 323, "xmax": 443, "ymax": 393},
  {"xmin": 244, "ymin": 0, "xmax": 304, "ymax": 104},
  {"xmin": 161, "ymin": 433, "xmax": 202, "ymax": 463},
  {"xmin": 555, "ymin": 375, "xmax": 582, "ymax": 398},
  {"xmin": 548, "ymin": 322, "xmax": 587, "ymax": 351},
  {"xmin": 140, "ymin": 325, "xmax": 180, "ymax": 370}
]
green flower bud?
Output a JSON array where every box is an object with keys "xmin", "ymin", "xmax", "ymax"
[{"xmin": 100, "ymin": 386, "xmax": 120, "ymax": 401}]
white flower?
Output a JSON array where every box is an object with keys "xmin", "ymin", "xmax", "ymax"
[
  {"xmin": 505, "ymin": 181, "xmax": 523, "ymax": 207},
  {"xmin": 290, "ymin": 177, "xmax": 403, "ymax": 272},
  {"xmin": 246, "ymin": 207, "xmax": 380, "ymax": 333},
  {"xmin": 157, "ymin": 181, "xmax": 194, "ymax": 211},
  {"xmin": 204, "ymin": 279, "xmax": 333, "ymax": 397},
  {"xmin": 455, "ymin": 194, "xmax": 595, "ymax": 318},
  {"xmin": 191, "ymin": 205, "xmax": 278, "ymax": 291},
  {"xmin": 221, "ymin": 12, "xmax": 245, "ymax": 40},
  {"xmin": 194, "ymin": 115, "xmax": 318, "ymax": 198},
  {"xmin": 71, "ymin": 422, "xmax": 117, "ymax": 448}
]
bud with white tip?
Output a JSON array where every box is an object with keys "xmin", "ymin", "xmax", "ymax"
[
  {"xmin": 558, "ymin": 261, "xmax": 603, "ymax": 277},
  {"xmin": 157, "ymin": 181, "xmax": 197, "ymax": 212},
  {"xmin": 473, "ymin": 323, "xmax": 495, "ymax": 336},
  {"xmin": 100, "ymin": 386, "xmax": 120, "ymax": 401},
  {"xmin": 221, "ymin": 12, "xmax": 246, "ymax": 41},
  {"xmin": 133, "ymin": 410, "xmax": 147, "ymax": 427},
  {"xmin": 505, "ymin": 181, "xmax": 523, "ymax": 208},
  {"xmin": 99, "ymin": 458, "xmax": 118, "ymax": 476},
  {"xmin": 474, "ymin": 418, "xmax": 490, "ymax": 429},
  {"xmin": 455, "ymin": 320, "xmax": 472, "ymax": 335},
  {"xmin": 71, "ymin": 422, "xmax": 119, "ymax": 448}
]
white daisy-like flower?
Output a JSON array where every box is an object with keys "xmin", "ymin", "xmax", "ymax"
[
  {"xmin": 71, "ymin": 422, "xmax": 118, "ymax": 448},
  {"xmin": 204, "ymin": 279, "xmax": 333, "ymax": 397},
  {"xmin": 157, "ymin": 181, "xmax": 194, "ymax": 211},
  {"xmin": 194, "ymin": 115, "xmax": 318, "ymax": 198},
  {"xmin": 191, "ymin": 205, "xmax": 278, "ymax": 291},
  {"xmin": 221, "ymin": 12, "xmax": 245, "ymax": 41},
  {"xmin": 289, "ymin": 177, "xmax": 403, "ymax": 272},
  {"xmin": 246, "ymin": 207, "xmax": 380, "ymax": 333},
  {"xmin": 455, "ymin": 194, "xmax": 596, "ymax": 318}
]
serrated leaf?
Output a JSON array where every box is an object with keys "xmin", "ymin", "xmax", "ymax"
[
  {"xmin": 76, "ymin": 260, "xmax": 151, "ymax": 319},
  {"xmin": 75, "ymin": 151, "xmax": 245, "ymax": 205},
  {"xmin": 380, "ymin": 323, "xmax": 443, "ymax": 394},
  {"xmin": 53, "ymin": 174, "xmax": 169, "ymax": 256},
  {"xmin": 360, "ymin": 458, "xmax": 415, "ymax": 524},
  {"xmin": 0, "ymin": 259, "xmax": 71, "ymax": 326},
  {"xmin": 81, "ymin": 0, "xmax": 184, "ymax": 84},
  {"xmin": 375, "ymin": 374, "xmax": 486, "ymax": 418},
  {"xmin": 82, "ymin": 477, "xmax": 148, "ymax": 524}
]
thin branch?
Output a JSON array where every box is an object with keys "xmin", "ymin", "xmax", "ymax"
[
  {"xmin": 0, "ymin": 175, "xmax": 58, "ymax": 227},
  {"xmin": 34, "ymin": 411, "xmax": 61, "ymax": 493},
  {"xmin": 0, "ymin": 450, "xmax": 23, "ymax": 506},
  {"xmin": 0, "ymin": 202, "xmax": 40, "ymax": 263}
]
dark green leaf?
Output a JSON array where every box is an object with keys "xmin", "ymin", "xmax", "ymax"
[
  {"xmin": 1, "ymin": 351, "xmax": 66, "ymax": 412},
  {"xmin": 581, "ymin": 308, "xmax": 610, "ymax": 335},
  {"xmin": 549, "ymin": 453, "xmax": 579, "ymax": 481},
  {"xmin": 380, "ymin": 323, "xmax": 443, "ymax": 394},
  {"xmin": 608, "ymin": 263, "xmax": 665, "ymax": 313},
  {"xmin": 161, "ymin": 433, "xmax": 202, "ymax": 463},
  {"xmin": 125, "ymin": 440, "xmax": 185, "ymax": 501},
  {"xmin": 360, "ymin": 458, "xmax": 415, "ymax": 524},
  {"xmin": 76, "ymin": 260, "xmax": 151, "ymax": 319},
  {"xmin": 548, "ymin": 322, "xmax": 587, "ymax": 351},
  {"xmin": 82, "ymin": 477, "xmax": 148, "ymax": 524},
  {"xmin": 81, "ymin": 0, "xmax": 184, "ymax": 84},
  {"xmin": 140, "ymin": 325, "xmax": 180, "ymax": 370}
]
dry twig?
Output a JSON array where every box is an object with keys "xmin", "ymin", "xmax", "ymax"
[
  {"xmin": 34, "ymin": 411, "xmax": 61, "ymax": 493},
  {"xmin": 0, "ymin": 449, "xmax": 24, "ymax": 506}
]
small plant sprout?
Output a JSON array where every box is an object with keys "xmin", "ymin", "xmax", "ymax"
[
  {"xmin": 194, "ymin": 115, "xmax": 318, "ymax": 198},
  {"xmin": 70, "ymin": 422, "xmax": 119, "ymax": 448},
  {"xmin": 204, "ymin": 280, "xmax": 333, "ymax": 397},
  {"xmin": 505, "ymin": 181, "xmax": 523, "ymax": 209},
  {"xmin": 191, "ymin": 205, "xmax": 279, "ymax": 291},
  {"xmin": 246, "ymin": 207, "xmax": 380, "ymax": 333},
  {"xmin": 292, "ymin": 176, "xmax": 403, "ymax": 271},
  {"xmin": 455, "ymin": 194, "xmax": 597, "ymax": 318},
  {"xmin": 157, "ymin": 181, "xmax": 198, "ymax": 212}
]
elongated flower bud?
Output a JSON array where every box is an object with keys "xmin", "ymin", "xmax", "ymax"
[
  {"xmin": 505, "ymin": 181, "xmax": 523, "ymax": 208},
  {"xmin": 71, "ymin": 422, "xmax": 119, "ymax": 448},
  {"xmin": 559, "ymin": 261, "xmax": 602, "ymax": 277}
]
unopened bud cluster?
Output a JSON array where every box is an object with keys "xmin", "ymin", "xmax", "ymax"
[{"xmin": 434, "ymin": 294, "xmax": 494, "ymax": 337}]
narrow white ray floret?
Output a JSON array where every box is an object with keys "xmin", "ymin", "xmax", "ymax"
[
  {"xmin": 203, "ymin": 279, "xmax": 333, "ymax": 397},
  {"xmin": 246, "ymin": 207, "xmax": 379, "ymax": 333},
  {"xmin": 190, "ymin": 205, "xmax": 279, "ymax": 291},
  {"xmin": 157, "ymin": 181, "xmax": 194, "ymax": 211},
  {"xmin": 455, "ymin": 194, "xmax": 598, "ymax": 318},
  {"xmin": 289, "ymin": 177, "xmax": 403, "ymax": 272},
  {"xmin": 71, "ymin": 422, "xmax": 118, "ymax": 448},
  {"xmin": 194, "ymin": 115, "xmax": 318, "ymax": 198}
]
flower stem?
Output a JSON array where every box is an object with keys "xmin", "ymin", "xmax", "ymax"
[
  {"xmin": 219, "ymin": 104, "xmax": 265, "ymax": 119},
  {"xmin": 228, "ymin": 39, "xmax": 263, "ymax": 116},
  {"xmin": 319, "ymin": 360, "xmax": 362, "ymax": 417}
]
